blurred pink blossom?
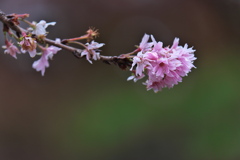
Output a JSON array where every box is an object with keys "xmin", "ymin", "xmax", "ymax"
[
  {"xmin": 138, "ymin": 34, "xmax": 153, "ymax": 52},
  {"xmin": 19, "ymin": 35, "xmax": 37, "ymax": 57},
  {"xmin": 32, "ymin": 46, "xmax": 61, "ymax": 76},
  {"xmin": 130, "ymin": 51, "xmax": 151, "ymax": 76},
  {"xmin": 2, "ymin": 40, "xmax": 21, "ymax": 59}
]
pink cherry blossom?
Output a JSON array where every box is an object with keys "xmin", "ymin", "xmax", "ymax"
[
  {"xmin": 32, "ymin": 46, "xmax": 61, "ymax": 76},
  {"xmin": 130, "ymin": 51, "xmax": 151, "ymax": 76},
  {"xmin": 138, "ymin": 34, "xmax": 153, "ymax": 52},
  {"xmin": 81, "ymin": 41, "xmax": 104, "ymax": 64},
  {"xmin": 151, "ymin": 35, "xmax": 163, "ymax": 52},
  {"xmin": 2, "ymin": 40, "xmax": 21, "ymax": 59},
  {"xmin": 128, "ymin": 34, "xmax": 196, "ymax": 93},
  {"xmin": 19, "ymin": 35, "xmax": 37, "ymax": 57},
  {"xmin": 144, "ymin": 80, "xmax": 165, "ymax": 93}
]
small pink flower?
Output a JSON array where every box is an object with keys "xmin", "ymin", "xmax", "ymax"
[
  {"xmin": 144, "ymin": 80, "xmax": 165, "ymax": 93},
  {"xmin": 32, "ymin": 46, "xmax": 61, "ymax": 76},
  {"xmin": 2, "ymin": 40, "xmax": 21, "ymax": 59},
  {"xmin": 19, "ymin": 35, "xmax": 37, "ymax": 57},
  {"xmin": 128, "ymin": 34, "xmax": 196, "ymax": 93},
  {"xmin": 81, "ymin": 41, "xmax": 104, "ymax": 64},
  {"xmin": 130, "ymin": 51, "xmax": 151, "ymax": 76},
  {"xmin": 138, "ymin": 34, "xmax": 153, "ymax": 52},
  {"xmin": 151, "ymin": 35, "xmax": 163, "ymax": 52}
]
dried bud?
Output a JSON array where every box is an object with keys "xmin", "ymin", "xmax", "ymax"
[
  {"xmin": 86, "ymin": 28, "xmax": 99, "ymax": 42},
  {"xmin": 6, "ymin": 13, "xmax": 29, "ymax": 25}
]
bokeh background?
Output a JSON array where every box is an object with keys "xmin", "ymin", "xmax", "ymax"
[{"xmin": 0, "ymin": 0, "xmax": 240, "ymax": 160}]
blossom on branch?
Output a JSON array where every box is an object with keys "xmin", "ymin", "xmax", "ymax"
[
  {"xmin": 128, "ymin": 34, "xmax": 196, "ymax": 93},
  {"xmin": 2, "ymin": 40, "xmax": 21, "ymax": 59},
  {"xmin": 19, "ymin": 34, "xmax": 37, "ymax": 57},
  {"xmin": 130, "ymin": 51, "xmax": 151, "ymax": 76},
  {"xmin": 31, "ymin": 20, "xmax": 56, "ymax": 36},
  {"xmin": 138, "ymin": 34, "xmax": 153, "ymax": 52},
  {"xmin": 32, "ymin": 46, "xmax": 61, "ymax": 76},
  {"xmin": 81, "ymin": 41, "xmax": 105, "ymax": 64}
]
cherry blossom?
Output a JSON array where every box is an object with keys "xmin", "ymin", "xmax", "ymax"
[
  {"xmin": 130, "ymin": 51, "xmax": 151, "ymax": 76},
  {"xmin": 2, "ymin": 40, "xmax": 21, "ymax": 59},
  {"xmin": 138, "ymin": 34, "xmax": 153, "ymax": 52},
  {"xmin": 128, "ymin": 35, "xmax": 196, "ymax": 92},
  {"xmin": 19, "ymin": 35, "xmax": 37, "ymax": 57},
  {"xmin": 32, "ymin": 46, "xmax": 61, "ymax": 76},
  {"xmin": 81, "ymin": 41, "xmax": 105, "ymax": 64},
  {"xmin": 31, "ymin": 20, "xmax": 56, "ymax": 36}
]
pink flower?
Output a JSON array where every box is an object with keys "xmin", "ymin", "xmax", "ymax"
[
  {"xmin": 32, "ymin": 46, "xmax": 61, "ymax": 76},
  {"xmin": 81, "ymin": 41, "xmax": 104, "ymax": 64},
  {"xmin": 151, "ymin": 35, "xmax": 163, "ymax": 52},
  {"xmin": 144, "ymin": 80, "xmax": 165, "ymax": 93},
  {"xmin": 128, "ymin": 35, "xmax": 196, "ymax": 93},
  {"xmin": 19, "ymin": 35, "xmax": 37, "ymax": 57},
  {"xmin": 31, "ymin": 20, "xmax": 56, "ymax": 36},
  {"xmin": 130, "ymin": 51, "xmax": 151, "ymax": 76},
  {"xmin": 138, "ymin": 34, "xmax": 153, "ymax": 52},
  {"xmin": 2, "ymin": 40, "xmax": 21, "ymax": 59}
]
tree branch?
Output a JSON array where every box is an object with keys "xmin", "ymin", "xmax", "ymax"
[{"xmin": 0, "ymin": 10, "xmax": 132, "ymax": 69}]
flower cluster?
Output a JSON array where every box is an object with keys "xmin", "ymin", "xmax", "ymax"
[
  {"xmin": 128, "ymin": 34, "xmax": 196, "ymax": 93},
  {"xmin": 1, "ymin": 20, "xmax": 61, "ymax": 76}
]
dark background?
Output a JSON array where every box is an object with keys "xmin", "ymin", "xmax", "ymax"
[{"xmin": 0, "ymin": 0, "xmax": 240, "ymax": 160}]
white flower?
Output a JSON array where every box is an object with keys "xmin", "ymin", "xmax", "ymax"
[
  {"xmin": 32, "ymin": 20, "xmax": 56, "ymax": 36},
  {"xmin": 81, "ymin": 41, "xmax": 105, "ymax": 64}
]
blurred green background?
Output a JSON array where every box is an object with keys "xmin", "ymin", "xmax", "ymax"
[{"xmin": 0, "ymin": 0, "xmax": 240, "ymax": 160}]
